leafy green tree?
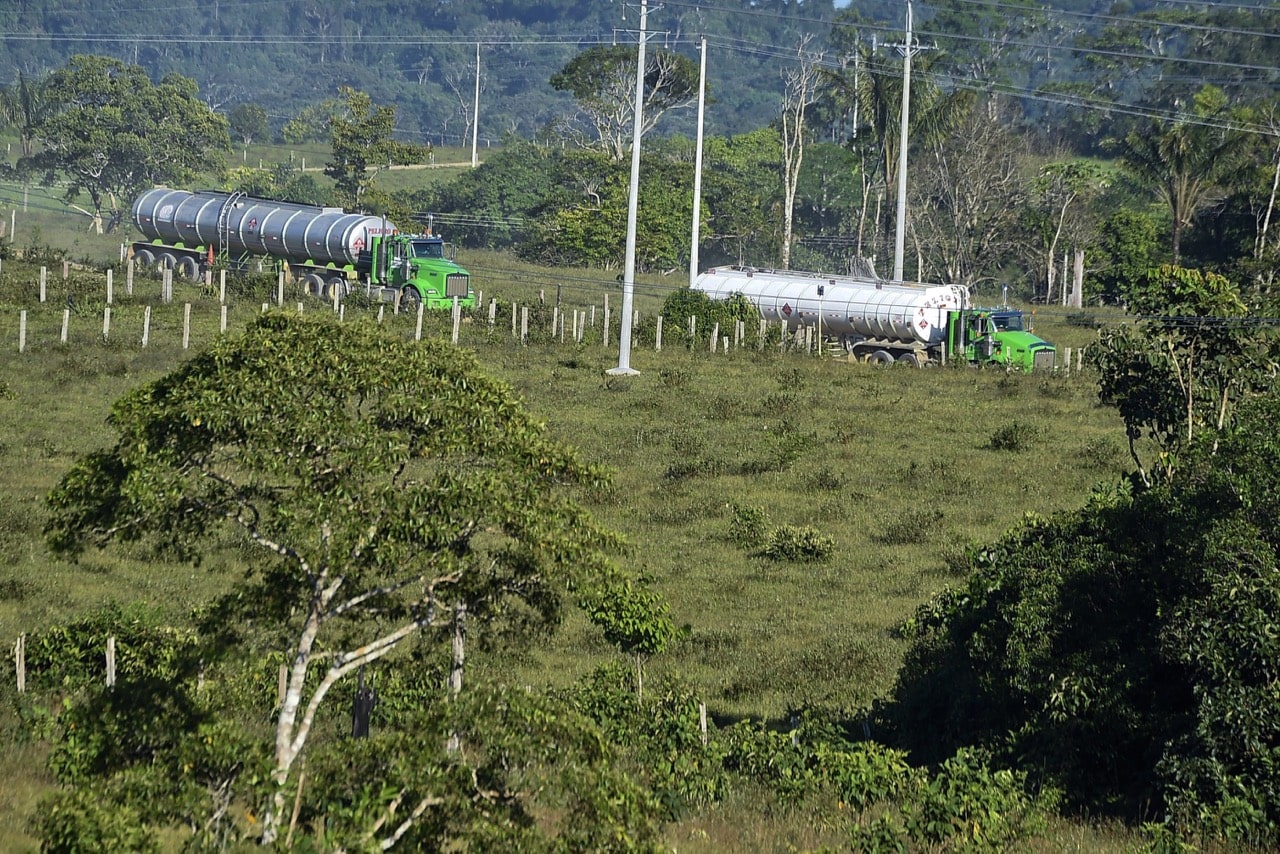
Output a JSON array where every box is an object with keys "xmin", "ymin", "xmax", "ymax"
[
  {"xmin": 584, "ymin": 579, "xmax": 681, "ymax": 701},
  {"xmin": 45, "ymin": 312, "xmax": 623, "ymax": 845},
  {"xmin": 325, "ymin": 87, "xmax": 431, "ymax": 211},
  {"xmin": 1090, "ymin": 265, "xmax": 1276, "ymax": 484},
  {"xmin": 879, "ymin": 389, "xmax": 1280, "ymax": 846},
  {"xmin": 1087, "ymin": 208, "xmax": 1163, "ymax": 305},
  {"xmin": 1108, "ymin": 86, "xmax": 1250, "ymax": 263},
  {"xmin": 518, "ymin": 150, "xmax": 699, "ymax": 271},
  {"xmin": 280, "ymin": 98, "xmax": 339, "ymax": 144},
  {"xmin": 0, "ymin": 70, "xmax": 51, "ymax": 157},
  {"xmin": 17, "ymin": 54, "xmax": 229, "ymax": 234},
  {"xmin": 228, "ymin": 102, "xmax": 269, "ymax": 145},
  {"xmin": 550, "ymin": 45, "xmax": 700, "ymax": 161}
]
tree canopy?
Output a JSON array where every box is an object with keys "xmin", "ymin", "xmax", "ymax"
[
  {"xmin": 17, "ymin": 54, "xmax": 229, "ymax": 234},
  {"xmin": 45, "ymin": 312, "xmax": 628, "ymax": 845}
]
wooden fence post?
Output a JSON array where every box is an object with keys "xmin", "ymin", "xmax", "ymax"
[
  {"xmin": 106, "ymin": 636, "xmax": 116, "ymax": 687},
  {"xmin": 60, "ymin": 309, "xmax": 69, "ymax": 344},
  {"xmin": 105, "ymin": 269, "xmax": 113, "ymax": 305},
  {"xmin": 220, "ymin": 304, "xmax": 228, "ymax": 334},
  {"xmin": 710, "ymin": 322, "xmax": 719, "ymax": 353},
  {"xmin": 451, "ymin": 297, "xmax": 460, "ymax": 345},
  {"xmin": 39, "ymin": 266, "xmax": 46, "ymax": 303},
  {"xmin": 142, "ymin": 305, "xmax": 151, "ymax": 347},
  {"xmin": 415, "ymin": 302, "xmax": 424, "ymax": 342},
  {"xmin": 14, "ymin": 634, "xmax": 24, "ymax": 694},
  {"xmin": 183, "ymin": 303, "xmax": 191, "ymax": 350},
  {"xmin": 18, "ymin": 310, "xmax": 25, "ymax": 352},
  {"xmin": 102, "ymin": 306, "xmax": 111, "ymax": 341},
  {"xmin": 520, "ymin": 306, "xmax": 529, "ymax": 344},
  {"xmin": 126, "ymin": 259, "xmax": 134, "ymax": 296},
  {"xmin": 655, "ymin": 315, "xmax": 663, "ymax": 352}
]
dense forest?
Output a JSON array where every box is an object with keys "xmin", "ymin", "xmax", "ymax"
[{"xmin": 0, "ymin": 0, "xmax": 1276, "ymax": 144}]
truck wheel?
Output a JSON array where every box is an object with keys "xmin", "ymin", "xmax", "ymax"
[
  {"xmin": 300, "ymin": 273, "xmax": 325, "ymax": 296},
  {"xmin": 325, "ymin": 277, "xmax": 349, "ymax": 299},
  {"xmin": 867, "ymin": 350, "xmax": 894, "ymax": 366},
  {"xmin": 132, "ymin": 249, "xmax": 155, "ymax": 269},
  {"xmin": 176, "ymin": 257, "xmax": 201, "ymax": 281},
  {"xmin": 157, "ymin": 252, "xmax": 178, "ymax": 271},
  {"xmin": 400, "ymin": 286, "xmax": 422, "ymax": 309},
  {"xmin": 896, "ymin": 352, "xmax": 920, "ymax": 368}
]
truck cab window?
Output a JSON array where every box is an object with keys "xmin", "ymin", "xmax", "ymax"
[{"xmin": 411, "ymin": 240, "xmax": 443, "ymax": 259}]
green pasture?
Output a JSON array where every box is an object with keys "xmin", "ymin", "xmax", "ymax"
[{"xmin": 0, "ymin": 168, "xmax": 1137, "ymax": 849}]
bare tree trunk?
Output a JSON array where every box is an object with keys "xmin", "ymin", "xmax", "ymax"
[{"xmin": 779, "ymin": 38, "xmax": 821, "ymax": 270}]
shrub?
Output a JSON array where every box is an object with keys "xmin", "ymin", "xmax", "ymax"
[{"xmin": 760, "ymin": 524, "xmax": 835, "ymax": 562}]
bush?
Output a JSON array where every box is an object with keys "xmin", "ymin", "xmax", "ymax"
[
  {"xmin": 876, "ymin": 390, "xmax": 1280, "ymax": 845},
  {"xmin": 760, "ymin": 524, "xmax": 835, "ymax": 562}
]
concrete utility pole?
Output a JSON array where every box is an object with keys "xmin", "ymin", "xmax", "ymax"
[
  {"xmin": 471, "ymin": 42, "xmax": 480, "ymax": 168},
  {"xmin": 892, "ymin": 1, "xmax": 918, "ymax": 283},
  {"xmin": 609, "ymin": 0, "xmax": 648, "ymax": 377},
  {"xmin": 690, "ymin": 36, "xmax": 707, "ymax": 289}
]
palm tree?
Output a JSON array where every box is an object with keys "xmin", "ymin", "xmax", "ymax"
[{"xmin": 1110, "ymin": 86, "xmax": 1248, "ymax": 263}]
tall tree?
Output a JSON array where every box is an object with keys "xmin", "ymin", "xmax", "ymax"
[
  {"xmin": 45, "ymin": 312, "xmax": 624, "ymax": 846},
  {"xmin": 779, "ymin": 37, "xmax": 822, "ymax": 269},
  {"xmin": 18, "ymin": 54, "xmax": 229, "ymax": 234},
  {"xmin": 1109, "ymin": 86, "xmax": 1250, "ymax": 263},
  {"xmin": 228, "ymin": 102, "xmax": 268, "ymax": 145},
  {"xmin": 325, "ymin": 87, "xmax": 431, "ymax": 211},
  {"xmin": 550, "ymin": 45, "xmax": 700, "ymax": 161}
]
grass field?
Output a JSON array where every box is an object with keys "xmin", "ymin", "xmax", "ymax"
[{"xmin": 0, "ymin": 159, "xmax": 1140, "ymax": 848}]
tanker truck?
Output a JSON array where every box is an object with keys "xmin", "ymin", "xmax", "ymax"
[
  {"xmin": 693, "ymin": 266, "xmax": 1055, "ymax": 372},
  {"xmin": 129, "ymin": 188, "xmax": 473, "ymax": 310}
]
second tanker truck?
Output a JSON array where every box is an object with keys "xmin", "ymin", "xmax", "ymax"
[
  {"xmin": 693, "ymin": 265, "xmax": 1055, "ymax": 372},
  {"xmin": 130, "ymin": 188, "xmax": 473, "ymax": 310}
]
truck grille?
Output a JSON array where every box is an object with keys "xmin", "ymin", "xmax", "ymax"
[
  {"xmin": 1034, "ymin": 349, "xmax": 1056, "ymax": 372},
  {"xmin": 445, "ymin": 273, "xmax": 469, "ymax": 298}
]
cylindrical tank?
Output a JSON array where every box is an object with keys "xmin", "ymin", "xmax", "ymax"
[
  {"xmin": 132, "ymin": 188, "xmax": 397, "ymax": 267},
  {"xmin": 693, "ymin": 266, "xmax": 969, "ymax": 346}
]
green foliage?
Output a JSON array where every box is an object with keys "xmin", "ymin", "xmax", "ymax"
[
  {"xmin": 228, "ymin": 102, "xmax": 268, "ymax": 145},
  {"xmin": 32, "ymin": 787, "xmax": 159, "ymax": 854},
  {"xmin": 759, "ymin": 524, "xmax": 835, "ymax": 563},
  {"xmin": 18, "ymin": 54, "xmax": 229, "ymax": 234},
  {"xmin": 1089, "ymin": 208, "xmax": 1163, "ymax": 304},
  {"xmin": 983, "ymin": 421, "xmax": 1039, "ymax": 452},
  {"xmin": 727, "ymin": 502, "xmax": 768, "ymax": 549},
  {"xmin": 565, "ymin": 663, "xmax": 728, "ymax": 817},
  {"xmin": 660, "ymin": 287, "xmax": 756, "ymax": 349},
  {"xmin": 325, "ymin": 87, "xmax": 430, "ymax": 210},
  {"xmin": 41, "ymin": 311, "xmax": 625, "ymax": 845},
  {"xmin": 550, "ymin": 45, "xmax": 700, "ymax": 161},
  {"xmin": 879, "ymin": 389, "xmax": 1280, "ymax": 845},
  {"xmin": 1090, "ymin": 264, "xmax": 1276, "ymax": 483}
]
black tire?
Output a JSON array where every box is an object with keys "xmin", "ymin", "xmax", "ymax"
[
  {"xmin": 896, "ymin": 352, "xmax": 920, "ymax": 368},
  {"xmin": 157, "ymin": 252, "xmax": 178, "ymax": 271},
  {"xmin": 300, "ymin": 273, "xmax": 325, "ymax": 296},
  {"xmin": 132, "ymin": 249, "xmax": 155, "ymax": 269},
  {"xmin": 325, "ymin": 277, "xmax": 349, "ymax": 299},
  {"xmin": 867, "ymin": 350, "xmax": 894, "ymax": 366},
  {"xmin": 176, "ymin": 256, "xmax": 201, "ymax": 281},
  {"xmin": 400, "ymin": 286, "xmax": 422, "ymax": 309}
]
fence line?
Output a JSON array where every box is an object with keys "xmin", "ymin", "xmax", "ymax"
[{"xmin": 5, "ymin": 264, "xmax": 1088, "ymax": 373}]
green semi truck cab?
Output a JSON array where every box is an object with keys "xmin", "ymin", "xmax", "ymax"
[
  {"xmin": 363, "ymin": 234, "xmax": 472, "ymax": 310},
  {"xmin": 946, "ymin": 308, "xmax": 1056, "ymax": 372}
]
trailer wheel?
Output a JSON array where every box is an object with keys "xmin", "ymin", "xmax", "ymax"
[
  {"xmin": 132, "ymin": 249, "xmax": 155, "ymax": 269},
  {"xmin": 157, "ymin": 252, "xmax": 178, "ymax": 271},
  {"xmin": 175, "ymin": 256, "xmax": 201, "ymax": 281},
  {"xmin": 325, "ymin": 277, "xmax": 349, "ymax": 300},
  {"xmin": 896, "ymin": 352, "xmax": 920, "ymax": 368},
  {"xmin": 867, "ymin": 350, "xmax": 894, "ymax": 366},
  {"xmin": 300, "ymin": 273, "xmax": 325, "ymax": 296}
]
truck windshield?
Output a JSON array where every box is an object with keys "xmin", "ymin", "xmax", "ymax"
[
  {"xmin": 992, "ymin": 313, "xmax": 1024, "ymax": 331},
  {"xmin": 410, "ymin": 240, "xmax": 443, "ymax": 258}
]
